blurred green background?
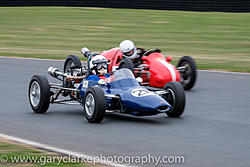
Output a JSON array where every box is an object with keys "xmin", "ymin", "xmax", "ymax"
[{"xmin": 0, "ymin": 7, "xmax": 249, "ymax": 72}]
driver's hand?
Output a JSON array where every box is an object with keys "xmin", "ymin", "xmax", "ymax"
[
  {"xmin": 98, "ymin": 79, "xmax": 106, "ymax": 85},
  {"xmin": 136, "ymin": 77, "xmax": 143, "ymax": 83}
]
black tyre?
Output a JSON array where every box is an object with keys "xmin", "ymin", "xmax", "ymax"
[
  {"xmin": 28, "ymin": 75, "xmax": 50, "ymax": 113},
  {"xmin": 63, "ymin": 55, "xmax": 82, "ymax": 96},
  {"xmin": 177, "ymin": 56, "xmax": 197, "ymax": 90},
  {"xmin": 162, "ymin": 81, "xmax": 185, "ymax": 117},
  {"xmin": 63, "ymin": 55, "xmax": 82, "ymax": 74},
  {"xmin": 119, "ymin": 59, "xmax": 134, "ymax": 73},
  {"xmin": 83, "ymin": 86, "xmax": 106, "ymax": 123}
]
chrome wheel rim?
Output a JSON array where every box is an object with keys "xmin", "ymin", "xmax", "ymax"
[
  {"xmin": 166, "ymin": 88, "xmax": 175, "ymax": 110},
  {"xmin": 65, "ymin": 60, "xmax": 74, "ymax": 75},
  {"xmin": 30, "ymin": 81, "xmax": 41, "ymax": 107},
  {"xmin": 180, "ymin": 61, "xmax": 192, "ymax": 86},
  {"xmin": 85, "ymin": 93, "xmax": 95, "ymax": 117}
]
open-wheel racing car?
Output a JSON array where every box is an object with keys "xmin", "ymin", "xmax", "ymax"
[
  {"xmin": 82, "ymin": 47, "xmax": 197, "ymax": 91},
  {"xmin": 28, "ymin": 55, "xmax": 185, "ymax": 123}
]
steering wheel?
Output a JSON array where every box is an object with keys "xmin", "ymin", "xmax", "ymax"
[
  {"xmin": 142, "ymin": 48, "xmax": 161, "ymax": 57},
  {"xmin": 136, "ymin": 48, "xmax": 146, "ymax": 57}
]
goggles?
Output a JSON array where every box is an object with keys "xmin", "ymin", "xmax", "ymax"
[
  {"xmin": 124, "ymin": 49, "xmax": 134, "ymax": 57},
  {"xmin": 96, "ymin": 62, "xmax": 108, "ymax": 70}
]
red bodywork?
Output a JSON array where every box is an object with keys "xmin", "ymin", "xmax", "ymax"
[
  {"xmin": 101, "ymin": 48, "xmax": 123, "ymax": 72},
  {"xmin": 100, "ymin": 48, "xmax": 181, "ymax": 88}
]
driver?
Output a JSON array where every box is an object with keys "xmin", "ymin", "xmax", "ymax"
[
  {"xmin": 119, "ymin": 40, "xmax": 145, "ymax": 67},
  {"xmin": 86, "ymin": 55, "xmax": 110, "ymax": 82},
  {"xmin": 119, "ymin": 40, "xmax": 139, "ymax": 59}
]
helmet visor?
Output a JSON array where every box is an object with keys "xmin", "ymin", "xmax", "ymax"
[
  {"xmin": 96, "ymin": 62, "xmax": 108, "ymax": 70},
  {"xmin": 124, "ymin": 49, "xmax": 134, "ymax": 57}
]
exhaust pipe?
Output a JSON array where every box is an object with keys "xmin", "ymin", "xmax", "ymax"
[
  {"xmin": 48, "ymin": 67, "xmax": 85, "ymax": 81},
  {"xmin": 48, "ymin": 67, "xmax": 61, "ymax": 77}
]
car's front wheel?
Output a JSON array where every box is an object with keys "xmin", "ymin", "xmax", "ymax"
[
  {"xmin": 162, "ymin": 81, "xmax": 185, "ymax": 117},
  {"xmin": 83, "ymin": 86, "xmax": 106, "ymax": 123},
  {"xmin": 28, "ymin": 75, "xmax": 50, "ymax": 113}
]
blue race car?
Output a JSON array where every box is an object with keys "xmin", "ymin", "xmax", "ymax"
[{"xmin": 28, "ymin": 55, "xmax": 185, "ymax": 123}]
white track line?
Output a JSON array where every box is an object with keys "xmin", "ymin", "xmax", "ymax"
[
  {"xmin": 0, "ymin": 133, "xmax": 130, "ymax": 167},
  {"xmin": 0, "ymin": 56, "xmax": 249, "ymax": 75},
  {"xmin": 198, "ymin": 69, "xmax": 250, "ymax": 75},
  {"xmin": 0, "ymin": 56, "xmax": 64, "ymax": 62}
]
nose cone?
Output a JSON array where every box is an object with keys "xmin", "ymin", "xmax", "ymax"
[
  {"xmin": 139, "ymin": 97, "xmax": 171, "ymax": 114},
  {"xmin": 157, "ymin": 104, "xmax": 171, "ymax": 113},
  {"xmin": 124, "ymin": 94, "xmax": 171, "ymax": 116}
]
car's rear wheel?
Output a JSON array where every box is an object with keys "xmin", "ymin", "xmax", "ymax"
[
  {"xmin": 83, "ymin": 86, "xmax": 106, "ymax": 123},
  {"xmin": 177, "ymin": 56, "xmax": 197, "ymax": 90},
  {"xmin": 119, "ymin": 59, "xmax": 134, "ymax": 73},
  {"xmin": 28, "ymin": 75, "xmax": 50, "ymax": 113},
  {"xmin": 162, "ymin": 81, "xmax": 185, "ymax": 117},
  {"xmin": 63, "ymin": 55, "xmax": 82, "ymax": 74},
  {"xmin": 63, "ymin": 55, "xmax": 82, "ymax": 96}
]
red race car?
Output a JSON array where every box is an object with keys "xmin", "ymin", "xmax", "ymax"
[{"xmin": 82, "ymin": 47, "xmax": 197, "ymax": 90}]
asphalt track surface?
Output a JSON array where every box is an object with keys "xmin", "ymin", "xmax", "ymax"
[{"xmin": 0, "ymin": 57, "xmax": 250, "ymax": 167}]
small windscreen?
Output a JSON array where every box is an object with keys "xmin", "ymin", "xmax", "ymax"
[{"xmin": 105, "ymin": 68, "xmax": 135, "ymax": 83}]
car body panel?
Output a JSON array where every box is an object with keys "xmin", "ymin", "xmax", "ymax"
[
  {"xmin": 101, "ymin": 48, "xmax": 123, "ymax": 72},
  {"xmin": 78, "ymin": 69, "xmax": 171, "ymax": 116},
  {"xmin": 140, "ymin": 52, "xmax": 181, "ymax": 87},
  {"xmin": 100, "ymin": 48, "xmax": 181, "ymax": 88}
]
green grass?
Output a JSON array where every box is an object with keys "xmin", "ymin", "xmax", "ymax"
[
  {"xmin": 0, "ymin": 141, "xmax": 88, "ymax": 167},
  {"xmin": 0, "ymin": 7, "xmax": 250, "ymax": 72}
]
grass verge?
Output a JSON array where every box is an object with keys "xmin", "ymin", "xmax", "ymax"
[
  {"xmin": 0, "ymin": 137, "xmax": 103, "ymax": 167},
  {"xmin": 0, "ymin": 7, "xmax": 249, "ymax": 72}
]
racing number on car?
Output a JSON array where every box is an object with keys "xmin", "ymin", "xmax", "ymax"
[
  {"xmin": 131, "ymin": 89, "xmax": 153, "ymax": 97},
  {"xmin": 83, "ymin": 80, "xmax": 88, "ymax": 88}
]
